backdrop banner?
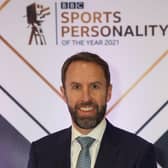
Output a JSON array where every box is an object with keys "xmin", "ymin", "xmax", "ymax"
[{"xmin": 0, "ymin": 0, "xmax": 167, "ymax": 167}]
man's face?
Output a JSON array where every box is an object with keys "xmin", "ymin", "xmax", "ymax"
[{"xmin": 61, "ymin": 61, "xmax": 112, "ymax": 133}]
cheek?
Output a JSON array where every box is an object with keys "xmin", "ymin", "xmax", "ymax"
[
  {"xmin": 92, "ymin": 93, "xmax": 107, "ymax": 104},
  {"xmin": 65, "ymin": 94, "xmax": 78, "ymax": 107}
]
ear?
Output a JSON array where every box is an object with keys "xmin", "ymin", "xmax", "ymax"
[
  {"xmin": 60, "ymin": 86, "xmax": 66, "ymax": 102},
  {"xmin": 106, "ymin": 84, "xmax": 112, "ymax": 102}
]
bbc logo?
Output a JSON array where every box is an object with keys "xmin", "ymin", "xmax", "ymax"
[{"xmin": 61, "ymin": 2, "xmax": 84, "ymax": 9}]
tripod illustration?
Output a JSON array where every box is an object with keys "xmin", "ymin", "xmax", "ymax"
[
  {"xmin": 26, "ymin": 3, "xmax": 50, "ymax": 45},
  {"xmin": 28, "ymin": 22, "xmax": 46, "ymax": 45}
]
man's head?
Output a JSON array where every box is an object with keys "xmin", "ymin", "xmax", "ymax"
[{"xmin": 61, "ymin": 52, "xmax": 112, "ymax": 134}]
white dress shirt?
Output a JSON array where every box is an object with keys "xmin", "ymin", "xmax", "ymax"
[{"xmin": 71, "ymin": 119, "xmax": 106, "ymax": 168}]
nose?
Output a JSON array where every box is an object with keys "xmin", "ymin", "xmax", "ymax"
[{"xmin": 82, "ymin": 86, "xmax": 91, "ymax": 102}]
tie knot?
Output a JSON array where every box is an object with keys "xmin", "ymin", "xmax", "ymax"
[{"xmin": 76, "ymin": 136, "xmax": 95, "ymax": 149}]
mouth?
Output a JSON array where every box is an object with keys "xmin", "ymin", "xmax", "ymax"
[
  {"xmin": 77, "ymin": 105, "xmax": 97, "ymax": 117},
  {"xmin": 79, "ymin": 106, "xmax": 94, "ymax": 112}
]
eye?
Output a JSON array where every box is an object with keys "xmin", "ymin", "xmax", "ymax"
[
  {"xmin": 91, "ymin": 83, "xmax": 100, "ymax": 89},
  {"xmin": 71, "ymin": 83, "xmax": 81, "ymax": 90}
]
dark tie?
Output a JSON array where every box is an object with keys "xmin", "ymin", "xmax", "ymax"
[{"xmin": 76, "ymin": 136, "xmax": 95, "ymax": 168}]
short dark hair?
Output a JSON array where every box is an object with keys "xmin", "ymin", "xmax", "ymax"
[{"xmin": 61, "ymin": 52, "xmax": 111, "ymax": 87}]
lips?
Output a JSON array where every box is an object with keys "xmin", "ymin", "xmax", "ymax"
[
  {"xmin": 79, "ymin": 106, "xmax": 94, "ymax": 112},
  {"xmin": 77, "ymin": 105, "xmax": 97, "ymax": 118}
]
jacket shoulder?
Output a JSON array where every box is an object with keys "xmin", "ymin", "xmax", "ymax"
[
  {"xmin": 32, "ymin": 127, "xmax": 71, "ymax": 149},
  {"xmin": 106, "ymin": 121, "xmax": 153, "ymax": 148}
]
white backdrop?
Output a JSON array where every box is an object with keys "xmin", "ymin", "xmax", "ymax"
[{"xmin": 0, "ymin": 0, "xmax": 168, "ymax": 167}]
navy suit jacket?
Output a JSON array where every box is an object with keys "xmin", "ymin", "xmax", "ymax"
[{"xmin": 28, "ymin": 120, "xmax": 157, "ymax": 168}]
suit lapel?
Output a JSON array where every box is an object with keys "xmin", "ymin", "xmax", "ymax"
[
  {"xmin": 56, "ymin": 127, "xmax": 71, "ymax": 168},
  {"xmin": 64, "ymin": 132, "xmax": 71, "ymax": 168},
  {"xmin": 94, "ymin": 121, "xmax": 120, "ymax": 168}
]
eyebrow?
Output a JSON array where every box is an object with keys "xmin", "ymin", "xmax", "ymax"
[
  {"xmin": 69, "ymin": 81, "xmax": 103, "ymax": 87},
  {"xmin": 90, "ymin": 81, "xmax": 103, "ymax": 85},
  {"xmin": 70, "ymin": 82, "xmax": 81, "ymax": 86}
]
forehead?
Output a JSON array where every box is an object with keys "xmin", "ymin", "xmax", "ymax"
[
  {"xmin": 65, "ymin": 61, "xmax": 106, "ymax": 82},
  {"xmin": 67, "ymin": 61, "xmax": 103, "ymax": 73}
]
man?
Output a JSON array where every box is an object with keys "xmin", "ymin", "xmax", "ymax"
[{"xmin": 27, "ymin": 52, "xmax": 157, "ymax": 168}]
